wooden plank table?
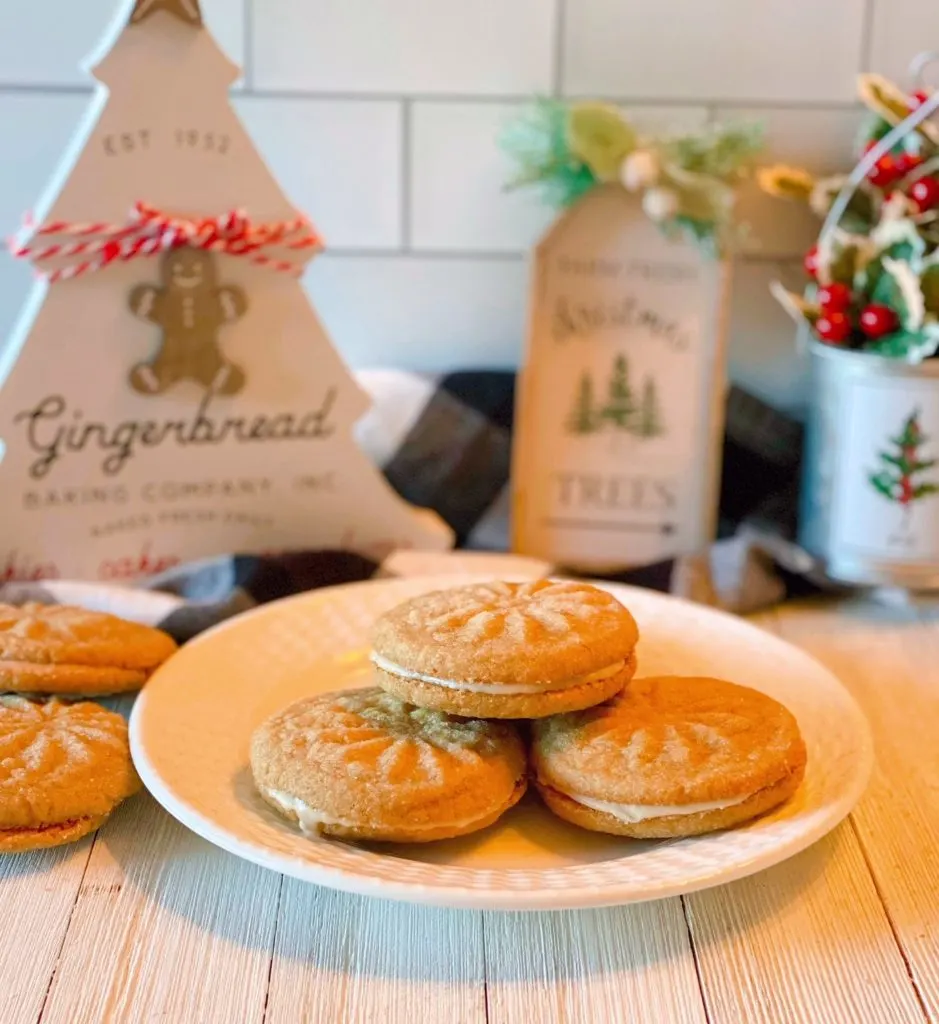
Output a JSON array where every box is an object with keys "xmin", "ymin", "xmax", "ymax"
[{"xmin": 4, "ymin": 596, "xmax": 938, "ymax": 1024}]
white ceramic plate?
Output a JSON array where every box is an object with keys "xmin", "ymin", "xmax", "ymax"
[{"xmin": 130, "ymin": 576, "xmax": 873, "ymax": 911}]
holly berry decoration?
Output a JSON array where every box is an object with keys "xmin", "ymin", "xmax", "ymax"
[
  {"xmin": 859, "ymin": 303, "xmax": 900, "ymax": 338},
  {"xmin": 896, "ymin": 151, "xmax": 924, "ymax": 175},
  {"xmin": 816, "ymin": 282, "xmax": 852, "ymax": 312},
  {"xmin": 910, "ymin": 175, "xmax": 939, "ymax": 212},
  {"xmin": 868, "ymin": 154, "xmax": 902, "ymax": 189},
  {"xmin": 815, "ymin": 311, "xmax": 852, "ymax": 344},
  {"xmin": 803, "ymin": 244, "xmax": 821, "ymax": 279}
]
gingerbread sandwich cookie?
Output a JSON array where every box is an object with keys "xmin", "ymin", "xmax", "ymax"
[
  {"xmin": 532, "ymin": 675, "xmax": 807, "ymax": 838},
  {"xmin": 251, "ymin": 687, "xmax": 527, "ymax": 843},
  {"xmin": 0, "ymin": 603, "xmax": 177, "ymax": 696},
  {"xmin": 370, "ymin": 580, "xmax": 638, "ymax": 718},
  {"xmin": 0, "ymin": 697, "xmax": 141, "ymax": 852}
]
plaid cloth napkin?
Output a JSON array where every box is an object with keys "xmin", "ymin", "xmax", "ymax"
[{"xmin": 0, "ymin": 370, "xmax": 833, "ymax": 642}]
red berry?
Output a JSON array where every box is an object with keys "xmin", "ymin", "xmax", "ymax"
[
  {"xmin": 815, "ymin": 311, "xmax": 852, "ymax": 344},
  {"xmin": 910, "ymin": 175, "xmax": 939, "ymax": 211},
  {"xmin": 868, "ymin": 155, "xmax": 901, "ymax": 188},
  {"xmin": 896, "ymin": 151, "xmax": 924, "ymax": 174},
  {"xmin": 910, "ymin": 89, "xmax": 931, "ymax": 108},
  {"xmin": 859, "ymin": 304, "xmax": 900, "ymax": 338},
  {"xmin": 803, "ymin": 245, "xmax": 821, "ymax": 280},
  {"xmin": 816, "ymin": 282, "xmax": 852, "ymax": 312}
]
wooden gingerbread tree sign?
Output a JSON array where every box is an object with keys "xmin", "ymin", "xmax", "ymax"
[
  {"xmin": 0, "ymin": 0, "xmax": 450, "ymax": 582},
  {"xmin": 503, "ymin": 104, "xmax": 760, "ymax": 570}
]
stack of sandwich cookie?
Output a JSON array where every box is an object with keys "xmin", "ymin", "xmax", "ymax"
[
  {"xmin": 253, "ymin": 580, "xmax": 808, "ymax": 847},
  {"xmin": 0, "ymin": 697, "xmax": 140, "ymax": 852},
  {"xmin": 251, "ymin": 687, "xmax": 527, "ymax": 843},
  {"xmin": 532, "ymin": 675, "xmax": 807, "ymax": 838},
  {"xmin": 0, "ymin": 602, "xmax": 177, "ymax": 696},
  {"xmin": 369, "ymin": 580, "xmax": 639, "ymax": 718}
]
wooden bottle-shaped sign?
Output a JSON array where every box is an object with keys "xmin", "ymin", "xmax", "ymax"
[{"xmin": 512, "ymin": 185, "xmax": 730, "ymax": 571}]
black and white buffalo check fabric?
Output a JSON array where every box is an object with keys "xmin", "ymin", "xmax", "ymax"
[{"xmin": 0, "ymin": 369, "xmax": 832, "ymax": 642}]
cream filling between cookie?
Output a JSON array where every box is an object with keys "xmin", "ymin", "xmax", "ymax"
[
  {"xmin": 265, "ymin": 788, "xmax": 493, "ymax": 836},
  {"xmin": 370, "ymin": 653, "xmax": 627, "ymax": 695},
  {"xmin": 568, "ymin": 791, "xmax": 751, "ymax": 823}
]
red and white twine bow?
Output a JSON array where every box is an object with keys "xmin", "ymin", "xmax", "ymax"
[{"xmin": 8, "ymin": 201, "xmax": 324, "ymax": 282}]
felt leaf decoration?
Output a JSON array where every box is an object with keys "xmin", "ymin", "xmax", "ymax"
[
  {"xmin": 818, "ymin": 229, "xmax": 870, "ymax": 287},
  {"xmin": 757, "ymin": 165, "xmax": 815, "ymax": 202},
  {"xmin": 857, "ymin": 253, "xmax": 889, "ymax": 298},
  {"xmin": 871, "ymin": 214, "xmax": 928, "ymax": 264},
  {"xmin": 827, "ymin": 243, "xmax": 863, "ymax": 286},
  {"xmin": 920, "ymin": 259, "xmax": 939, "ymax": 315},
  {"xmin": 663, "ymin": 166, "xmax": 735, "ymax": 225},
  {"xmin": 857, "ymin": 74, "xmax": 939, "ymax": 146},
  {"xmin": 665, "ymin": 122, "xmax": 763, "ymax": 180},
  {"xmin": 883, "ymin": 257, "xmax": 926, "ymax": 329},
  {"xmin": 500, "ymin": 99, "xmax": 597, "ymax": 207},
  {"xmin": 501, "ymin": 101, "xmax": 761, "ymax": 254},
  {"xmin": 567, "ymin": 104, "xmax": 636, "ymax": 181},
  {"xmin": 868, "ymin": 322, "xmax": 939, "ymax": 362},
  {"xmin": 809, "ymin": 175, "xmax": 878, "ymax": 229}
]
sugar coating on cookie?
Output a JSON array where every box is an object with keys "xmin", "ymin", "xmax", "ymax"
[
  {"xmin": 0, "ymin": 697, "xmax": 140, "ymax": 850},
  {"xmin": 0, "ymin": 603, "xmax": 177, "ymax": 695},
  {"xmin": 370, "ymin": 580, "xmax": 638, "ymax": 717},
  {"xmin": 251, "ymin": 687, "xmax": 527, "ymax": 843},
  {"xmin": 532, "ymin": 675, "xmax": 806, "ymax": 838}
]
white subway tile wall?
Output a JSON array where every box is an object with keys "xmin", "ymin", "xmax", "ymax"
[{"xmin": 0, "ymin": 0, "xmax": 934, "ymax": 412}]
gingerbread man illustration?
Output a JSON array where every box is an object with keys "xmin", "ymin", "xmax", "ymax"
[{"xmin": 128, "ymin": 246, "xmax": 247, "ymax": 395}]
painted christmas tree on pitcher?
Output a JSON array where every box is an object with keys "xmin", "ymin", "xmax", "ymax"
[
  {"xmin": 0, "ymin": 0, "xmax": 449, "ymax": 582},
  {"xmin": 869, "ymin": 408, "xmax": 939, "ymax": 529}
]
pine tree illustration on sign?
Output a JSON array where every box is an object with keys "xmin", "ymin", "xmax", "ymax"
[
  {"xmin": 869, "ymin": 408, "xmax": 939, "ymax": 526},
  {"xmin": 637, "ymin": 378, "xmax": 665, "ymax": 437},
  {"xmin": 564, "ymin": 353, "xmax": 665, "ymax": 439},
  {"xmin": 601, "ymin": 354, "xmax": 635, "ymax": 428},
  {"xmin": 567, "ymin": 372, "xmax": 598, "ymax": 434}
]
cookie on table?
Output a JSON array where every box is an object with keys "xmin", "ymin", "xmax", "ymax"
[
  {"xmin": 0, "ymin": 697, "xmax": 141, "ymax": 852},
  {"xmin": 370, "ymin": 579, "xmax": 639, "ymax": 719},
  {"xmin": 0, "ymin": 603, "xmax": 177, "ymax": 696},
  {"xmin": 532, "ymin": 676, "xmax": 806, "ymax": 838},
  {"xmin": 251, "ymin": 686, "xmax": 527, "ymax": 843}
]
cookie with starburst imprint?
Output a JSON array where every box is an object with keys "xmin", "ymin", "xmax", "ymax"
[
  {"xmin": 370, "ymin": 580, "xmax": 639, "ymax": 718},
  {"xmin": 0, "ymin": 697, "xmax": 140, "ymax": 852},
  {"xmin": 0, "ymin": 603, "xmax": 177, "ymax": 696},
  {"xmin": 532, "ymin": 676, "xmax": 806, "ymax": 838},
  {"xmin": 250, "ymin": 687, "xmax": 527, "ymax": 843}
]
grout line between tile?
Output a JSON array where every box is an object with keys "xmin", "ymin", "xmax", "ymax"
[
  {"xmin": 242, "ymin": 0, "xmax": 254, "ymax": 90},
  {"xmin": 400, "ymin": 100, "xmax": 412, "ymax": 251},
  {"xmin": 0, "ymin": 82, "xmax": 93, "ymax": 96},
  {"xmin": 0, "ymin": 81, "xmax": 863, "ymax": 112},
  {"xmin": 319, "ymin": 248, "xmax": 801, "ymax": 264},
  {"xmin": 552, "ymin": 0, "xmax": 566, "ymax": 97},
  {"xmin": 859, "ymin": 0, "xmax": 876, "ymax": 74},
  {"xmin": 320, "ymin": 248, "xmax": 525, "ymax": 262}
]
